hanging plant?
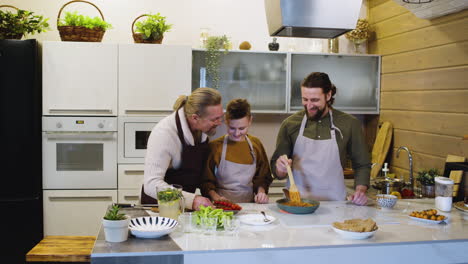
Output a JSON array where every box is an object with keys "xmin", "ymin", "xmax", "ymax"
[{"xmin": 204, "ymin": 35, "xmax": 230, "ymax": 89}]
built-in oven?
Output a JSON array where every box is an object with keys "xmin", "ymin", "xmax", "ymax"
[
  {"xmin": 42, "ymin": 116, "xmax": 117, "ymax": 189},
  {"xmin": 118, "ymin": 116, "xmax": 165, "ymax": 164}
]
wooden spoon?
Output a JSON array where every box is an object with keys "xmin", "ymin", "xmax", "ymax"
[{"xmin": 286, "ymin": 164, "xmax": 301, "ymax": 203}]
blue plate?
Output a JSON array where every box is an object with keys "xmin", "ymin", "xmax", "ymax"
[{"xmin": 276, "ymin": 198, "xmax": 320, "ymax": 214}]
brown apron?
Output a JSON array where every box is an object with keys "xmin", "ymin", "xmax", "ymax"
[{"xmin": 141, "ymin": 111, "xmax": 209, "ymax": 204}]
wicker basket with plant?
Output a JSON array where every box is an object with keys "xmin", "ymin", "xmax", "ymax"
[
  {"xmin": 57, "ymin": 0, "xmax": 112, "ymax": 42},
  {"xmin": 132, "ymin": 13, "xmax": 172, "ymax": 44}
]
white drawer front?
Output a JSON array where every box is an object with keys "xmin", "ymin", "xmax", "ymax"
[
  {"xmin": 118, "ymin": 164, "xmax": 145, "ymax": 189},
  {"xmin": 43, "ymin": 190, "xmax": 117, "ymax": 236},
  {"xmin": 118, "ymin": 189, "xmax": 141, "ymax": 204}
]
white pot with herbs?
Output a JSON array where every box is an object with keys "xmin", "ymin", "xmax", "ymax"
[{"xmin": 102, "ymin": 205, "xmax": 130, "ymax": 242}]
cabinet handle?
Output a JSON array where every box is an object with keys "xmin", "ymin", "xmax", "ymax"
[
  {"xmin": 125, "ymin": 109, "xmax": 171, "ymax": 115},
  {"xmin": 49, "ymin": 196, "xmax": 113, "ymax": 201},
  {"xmin": 124, "ymin": 195, "xmax": 140, "ymax": 200},
  {"xmin": 49, "ymin": 108, "xmax": 113, "ymax": 114},
  {"xmin": 124, "ymin": 170, "xmax": 144, "ymax": 175},
  {"xmin": 45, "ymin": 131, "xmax": 116, "ymax": 139}
]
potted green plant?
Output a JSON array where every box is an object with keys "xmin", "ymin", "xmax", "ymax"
[
  {"xmin": 0, "ymin": 6, "xmax": 49, "ymax": 40},
  {"xmin": 102, "ymin": 205, "xmax": 129, "ymax": 242},
  {"xmin": 132, "ymin": 13, "xmax": 172, "ymax": 44},
  {"xmin": 417, "ymin": 168, "xmax": 440, "ymax": 198},
  {"xmin": 57, "ymin": 0, "xmax": 112, "ymax": 42},
  {"xmin": 204, "ymin": 35, "xmax": 230, "ymax": 89}
]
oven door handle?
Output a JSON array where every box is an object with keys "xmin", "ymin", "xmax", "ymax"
[{"xmin": 44, "ymin": 131, "xmax": 116, "ymax": 140}]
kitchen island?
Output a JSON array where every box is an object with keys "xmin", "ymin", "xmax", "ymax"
[{"xmin": 92, "ymin": 199, "xmax": 468, "ymax": 264}]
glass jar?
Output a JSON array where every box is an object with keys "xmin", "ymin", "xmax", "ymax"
[{"xmin": 435, "ymin": 177, "xmax": 454, "ymax": 212}]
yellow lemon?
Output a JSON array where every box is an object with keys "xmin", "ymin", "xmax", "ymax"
[{"xmin": 390, "ymin": 191, "xmax": 401, "ymax": 199}]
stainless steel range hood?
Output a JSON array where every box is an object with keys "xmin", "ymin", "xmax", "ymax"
[{"xmin": 265, "ymin": 0, "xmax": 363, "ymax": 39}]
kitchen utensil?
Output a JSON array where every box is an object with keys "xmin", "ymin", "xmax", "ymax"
[
  {"xmin": 286, "ymin": 164, "xmax": 301, "ymax": 203},
  {"xmin": 260, "ymin": 211, "xmax": 271, "ymax": 222},
  {"xmin": 282, "ymin": 188, "xmax": 290, "ymax": 200},
  {"xmin": 276, "ymin": 198, "xmax": 320, "ymax": 214},
  {"xmin": 372, "ymin": 178, "xmax": 406, "ymax": 194},
  {"xmin": 238, "ymin": 213, "xmax": 276, "ymax": 226}
]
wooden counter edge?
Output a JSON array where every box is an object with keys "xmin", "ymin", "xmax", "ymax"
[{"xmin": 26, "ymin": 236, "xmax": 96, "ymax": 263}]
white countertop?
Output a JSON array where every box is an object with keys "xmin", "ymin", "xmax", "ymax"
[
  {"xmin": 92, "ymin": 199, "xmax": 468, "ymax": 264},
  {"xmin": 169, "ymin": 199, "xmax": 468, "ymax": 252}
]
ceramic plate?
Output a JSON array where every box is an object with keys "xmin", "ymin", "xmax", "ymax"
[
  {"xmin": 408, "ymin": 216, "xmax": 446, "ymax": 224},
  {"xmin": 332, "ymin": 226, "xmax": 377, "ymax": 240},
  {"xmin": 454, "ymin": 201, "xmax": 468, "ymax": 214},
  {"xmin": 238, "ymin": 213, "xmax": 276, "ymax": 226},
  {"xmin": 129, "ymin": 216, "xmax": 178, "ymax": 238}
]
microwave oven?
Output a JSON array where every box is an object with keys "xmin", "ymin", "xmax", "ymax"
[{"xmin": 118, "ymin": 116, "xmax": 165, "ymax": 164}]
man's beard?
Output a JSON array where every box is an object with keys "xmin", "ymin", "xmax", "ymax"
[{"xmin": 305, "ymin": 105, "xmax": 326, "ymax": 121}]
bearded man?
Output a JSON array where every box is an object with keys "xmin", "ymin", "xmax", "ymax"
[{"xmin": 271, "ymin": 72, "xmax": 371, "ymax": 205}]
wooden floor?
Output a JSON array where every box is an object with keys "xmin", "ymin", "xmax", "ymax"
[{"xmin": 26, "ymin": 236, "xmax": 96, "ymax": 263}]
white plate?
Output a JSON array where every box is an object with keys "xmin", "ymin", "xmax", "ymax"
[
  {"xmin": 454, "ymin": 202, "xmax": 468, "ymax": 214},
  {"xmin": 332, "ymin": 226, "xmax": 377, "ymax": 240},
  {"xmin": 129, "ymin": 216, "xmax": 178, "ymax": 238},
  {"xmin": 238, "ymin": 213, "xmax": 276, "ymax": 226},
  {"xmin": 408, "ymin": 216, "xmax": 446, "ymax": 224}
]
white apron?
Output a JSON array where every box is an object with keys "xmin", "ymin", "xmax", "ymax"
[
  {"xmin": 288, "ymin": 110, "xmax": 346, "ymax": 201},
  {"xmin": 216, "ymin": 135, "xmax": 257, "ymax": 203}
]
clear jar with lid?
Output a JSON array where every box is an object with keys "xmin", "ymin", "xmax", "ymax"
[{"xmin": 435, "ymin": 176, "xmax": 454, "ymax": 212}]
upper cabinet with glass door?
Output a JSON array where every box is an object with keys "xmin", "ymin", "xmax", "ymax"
[
  {"xmin": 290, "ymin": 53, "xmax": 380, "ymax": 114},
  {"xmin": 192, "ymin": 50, "xmax": 288, "ymax": 113}
]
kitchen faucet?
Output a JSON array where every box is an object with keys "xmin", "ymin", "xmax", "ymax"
[{"xmin": 396, "ymin": 146, "xmax": 414, "ymax": 191}]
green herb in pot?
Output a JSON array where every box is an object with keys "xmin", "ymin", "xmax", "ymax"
[{"xmin": 104, "ymin": 205, "xmax": 126, "ymax": 220}]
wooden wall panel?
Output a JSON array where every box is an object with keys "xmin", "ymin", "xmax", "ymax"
[
  {"xmin": 380, "ymin": 90, "xmax": 468, "ymax": 113},
  {"xmin": 368, "ymin": 0, "xmax": 468, "ymax": 178},
  {"xmin": 393, "ymin": 129, "xmax": 468, "ymax": 158},
  {"xmin": 382, "ymin": 41, "xmax": 468, "ymax": 73},
  {"xmin": 379, "ymin": 110, "xmax": 468, "ymax": 138},
  {"xmin": 381, "ymin": 66, "xmax": 468, "ymax": 92},
  {"xmin": 370, "ymin": 17, "xmax": 468, "ymax": 55},
  {"xmin": 369, "ymin": 0, "xmax": 389, "ymax": 9},
  {"xmin": 369, "ymin": 1, "xmax": 407, "ymax": 24},
  {"xmin": 391, "ymin": 149, "xmax": 445, "ymax": 174},
  {"xmin": 372, "ymin": 9, "xmax": 468, "ymax": 39}
]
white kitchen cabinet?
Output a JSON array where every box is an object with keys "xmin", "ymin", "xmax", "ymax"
[
  {"xmin": 43, "ymin": 190, "xmax": 117, "ymax": 236},
  {"xmin": 118, "ymin": 164, "xmax": 144, "ymax": 204},
  {"xmin": 43, "ymin": 41, "xmax": 118, "ymax": 116},
  {"xmin": 119, "ymin": 44, "xmax": 192, "ymax": 115},
  {"xmin": 118, "ymin": 164, "xmax": 144, "ymax": 189},
  {"xmin": 118, "ymin": 189, "xmax": 141, "ymax": 204}
]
